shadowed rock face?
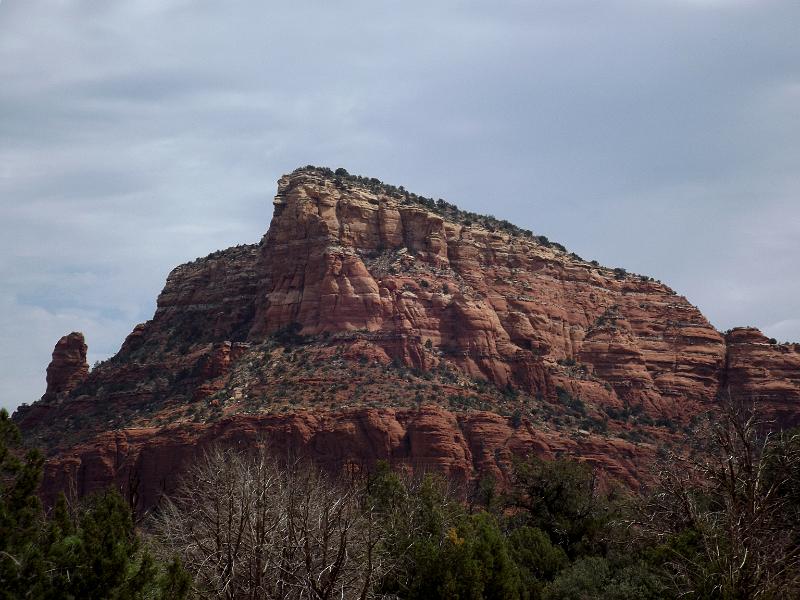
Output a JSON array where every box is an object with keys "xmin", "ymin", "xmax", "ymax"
[
  {"xmin": 15, "ymin": 167, "xmax": 800, "ymax": 507},
  {"xmin": 724, "ymin": 328, "xmax": 800, "ymax": 428},
  {"xmin": 40, "ymin": 406, "xmax": 650, "ymax": 512},
  {"xmin": 43, "ymin": 332, "xmax": 89, "ymax": 402}
]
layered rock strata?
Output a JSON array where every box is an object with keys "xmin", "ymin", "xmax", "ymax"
[
  {"xmin": 724, "ymin": 327, "xmax": 800, "ymax": 428},
  {"xmin": 41, "ymin": 406, "xmax": 650, "ymax": 512},
  {"xmin": 43, "ymin": 332, "xmax": 89, "ymax": 402},
  {"xmin": 15, "ymin": 167, "xmax": 800, "ymax": 507}
]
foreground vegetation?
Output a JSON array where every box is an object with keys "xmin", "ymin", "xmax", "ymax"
[
  {"xmin": 2, "ymin": 400, "xmax": 798, "ymax": 599},
  {"xmin": 0, "ymin": 409, "xmax": 190, "ymax": 599}
]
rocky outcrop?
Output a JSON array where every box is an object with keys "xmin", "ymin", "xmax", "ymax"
[
  {"xmin": 41, "ymin": 406, "xmax": 650, "ymax": 511},
  {"xmin": 15, "ymin": 166, "xmax": 799, "ymax": 506},
  {"xmin": 152, "ymin": 243, "xmax": 261, "ymax": 344},
  {"xmin": 43, "ymin": 332, "xmax": 89, "ymax": 402},
  {"xmin": 244, "ymin": 170, "xmax": 728, "ymax": 407},
  {"xmin": 725, "ymin": 327, "xmax": 800, "ymax": 427}
]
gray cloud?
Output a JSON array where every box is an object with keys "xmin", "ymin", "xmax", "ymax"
[{"xmin": 1, "ymin": 0, "xmax": 798, "ymax": 411}]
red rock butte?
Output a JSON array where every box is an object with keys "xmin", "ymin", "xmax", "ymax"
[{"xmin": 14, "ymin": 166, "xmax": 800, "ymax": 509}]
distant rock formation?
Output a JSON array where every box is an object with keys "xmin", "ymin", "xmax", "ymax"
[
  {"xmin": 15, "ymin": 166, "xmax": 800, "ymax": 508},
  {"xmin": 43, "ymin": 332, "xmax": 89, "ymax": 402}
]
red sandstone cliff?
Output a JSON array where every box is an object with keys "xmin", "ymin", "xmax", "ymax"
[
  {"xmin": 40, "ymin": 406, "xmax": 652, "ymax": 511},
  {"xmin": 43, "ymin": 332, "xmax": 89, "ymax": 402},
  {"xmin": 724, "ymin": 327, "xmax": 800, "ymax": 428},
  {"xmin": 14, "ymin": 167, "xmax": 800, "ymax": 506}
]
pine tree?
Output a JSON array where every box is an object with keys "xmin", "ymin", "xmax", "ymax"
[
  {"xmin": 0, "ymin": 408, "xmax": 191, "ymax": 599},
  {"xmin": 0, "ymin": 408, "xmax": 46, "ymax": 598}
]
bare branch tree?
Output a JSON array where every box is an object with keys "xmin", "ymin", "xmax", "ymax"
[
  {"xmin": 636, "ymin": 395, "xmax": 800, "ymax": 599},
  {"xmin": 150, "ymin": 447, "xmax": 393, "ymax": 599}
]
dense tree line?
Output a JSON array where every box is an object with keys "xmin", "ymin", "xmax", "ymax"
[
  {"xmin": 149, "ymin": 400, "xmax": 800, "ymax": 599},
  {"xmin": 2, "ymin": 399, "xmax": 799, "ymax": 599},
  {"xmin": 0, "ymin": 409, "xmax": 190, "ymax": 599}
]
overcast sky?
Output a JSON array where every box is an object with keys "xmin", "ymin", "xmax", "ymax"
[{"xmin": 1, "ymin": 0, "xmax": 798, "ymax": 412}]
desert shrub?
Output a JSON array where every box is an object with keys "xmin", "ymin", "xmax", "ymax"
[
  {"xmin": 505, "ymin": 455, "xmax": 613, "ymax": 559},
  {"xmin": 403, "ymin": 512, "xmax": 524, "ymax": 600},
  {"xmin": 271, "ymin": 321, "xmax": 306, "ymax": 346},
  {"xmin": 508, "ymin": 526, "xmax": 568, "ymax": 595},
  {"xmin": 367, "ymin": 464, "xmax": 523, "ymax": 600},
  {"xmin": 543, "ymin": 557, "xmax": 667, "ymax": 600},
  {"xmin": 557, "ymin": 387, "xmax": 586, "ymax": 416}
]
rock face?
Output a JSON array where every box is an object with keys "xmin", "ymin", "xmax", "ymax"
[
  {"xmin": 41, "ymin": 406, "xmax": 650, "ymax": 512},
  {"xmin": 15, "ymin": 167, "xmax": 800, "ymax": 507},
  {"xmin": 724, "ymin": 328, "xmax": 800, "ymax": 428},
  {"xmin": 43, "ymin": 332, "xmax": 89, "ymax": 402}
]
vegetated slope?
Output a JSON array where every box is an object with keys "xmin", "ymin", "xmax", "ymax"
[{"xmin": 15, "ymin": 166, "xmax": 800, "ymax": 509}]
